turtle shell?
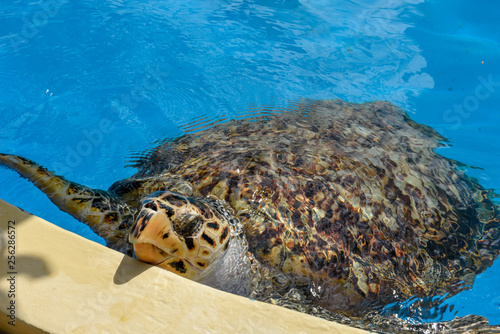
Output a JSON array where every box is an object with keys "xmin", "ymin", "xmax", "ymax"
[{"xmin": 124, "ymin": 100, "xmax": 500, "ymax": 313}]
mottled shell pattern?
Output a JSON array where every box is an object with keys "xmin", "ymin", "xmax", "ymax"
[{"xmin": 122, "ymin": 99, "xmax": 499, "ymax": 312}]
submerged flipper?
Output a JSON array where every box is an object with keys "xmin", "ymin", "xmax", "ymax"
[{"xmin": 0, "ymin": 153, "xmax": 136, "ymax": 253}]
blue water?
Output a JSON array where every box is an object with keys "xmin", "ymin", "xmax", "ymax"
[{"xmin": 1, "ymin": 0, "xmax": 499, "ymax": 326}]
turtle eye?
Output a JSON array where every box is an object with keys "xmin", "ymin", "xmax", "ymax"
[
  {"xmin": 173, "ymin": 213, "xmax": 203, "ymax": 237},
  {"xmin": 143, "ymin": 200, "xmax": 158, "ymax": 211}
]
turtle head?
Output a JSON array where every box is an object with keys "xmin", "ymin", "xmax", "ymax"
[{"xmin": 128, "ymin": 191, "xmax": 232, "ymax": 280}]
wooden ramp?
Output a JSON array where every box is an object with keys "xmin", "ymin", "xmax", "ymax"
[{"xmin": 0, "ymin": 199, "xmax": 368, "ymax": 334}]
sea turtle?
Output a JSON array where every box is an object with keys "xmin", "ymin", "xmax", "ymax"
[{"xmin": 1, "ymin": 99, "xmax": 499, "ymax": 318}]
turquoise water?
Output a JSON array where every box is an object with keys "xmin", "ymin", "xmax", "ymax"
[{"xmin": 1, "ymin": 0, "xmax": 499, "ymax": 326}]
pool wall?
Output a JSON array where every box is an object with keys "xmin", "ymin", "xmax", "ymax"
[{"xmin": 0, "ymin": 199, "xmax": 368, "ymax": 334}]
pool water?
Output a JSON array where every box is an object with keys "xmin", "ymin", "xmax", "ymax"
[{"xmin": 1, "ymin": 0, "xmax": 499, "ymax": 326}]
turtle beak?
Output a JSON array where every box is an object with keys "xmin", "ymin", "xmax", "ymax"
[{"xmin": 128, "ymin": 209, "xmax": 187, "ymax": 265}]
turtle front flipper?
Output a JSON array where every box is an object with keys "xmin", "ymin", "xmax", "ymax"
[{"xmin": 0, "ymin": 153, "xmax": 136, "ymax": 252}]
